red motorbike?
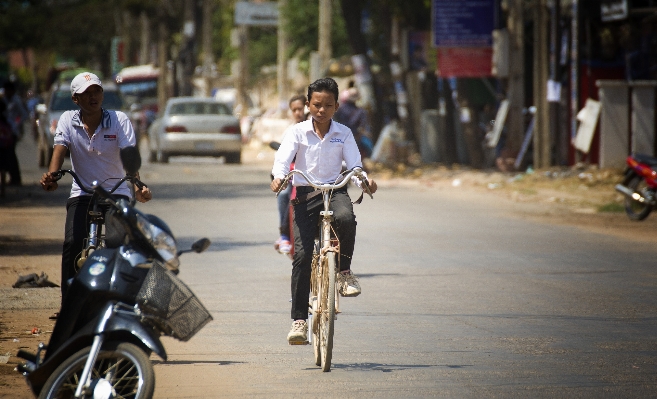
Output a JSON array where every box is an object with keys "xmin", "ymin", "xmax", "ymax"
[{"xmin": 615, "ymin": 153, "xmax": 657, "ymax": 220}]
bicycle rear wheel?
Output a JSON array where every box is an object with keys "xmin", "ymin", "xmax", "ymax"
[{"xmin": 319, "ymin": 251, "xmax": 336, "ymax": 372}]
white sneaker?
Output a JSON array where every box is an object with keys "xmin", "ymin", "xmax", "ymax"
[
  {"xmin": 287, "ymin": 320, "xmax": 308, "ymax": 343},
  {"xmin": 337, "ymin": 270, "xmax": 361, "ymax": 297}
]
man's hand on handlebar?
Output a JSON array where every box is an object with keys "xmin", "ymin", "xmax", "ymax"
[
  {"xmin": 40, "ymin": 171, "xmax": 59, "ymax": 192},
  {"xmin": 271, "ymin": 177, "xmax": 288, "ymax": 193},
  {"xmin": 135, "ymin": 185, "xmax": 152, "ymax": 203},
  {"xmin": 364, "ymin": 178, "xmax": 377, "ymax": 194}
]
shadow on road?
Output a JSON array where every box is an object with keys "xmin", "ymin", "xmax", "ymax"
[
  {"xmin": 0, "ymin": 235, "xmax": 61, "ymax": 256},
  {"xmin": 153, "ymin": 360, "xmax": 244, "ymax": 366},
  {"xmin": 319, "ymin": 362, "xmax": 469, "ymax": 372}
]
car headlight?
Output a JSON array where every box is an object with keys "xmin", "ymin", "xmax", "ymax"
[{"xmin": 135, "ymin": 213, "xmax": 180, "ymax": 269}]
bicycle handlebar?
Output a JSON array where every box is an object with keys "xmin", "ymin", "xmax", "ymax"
[{"xmin": 277, "ymin": 167, "xmax": 373, "ymax": 199}]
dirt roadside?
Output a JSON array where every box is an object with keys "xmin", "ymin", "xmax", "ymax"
[{"xmin": 1, "ymin": 146, "xmax": 656, "ymax": 397}]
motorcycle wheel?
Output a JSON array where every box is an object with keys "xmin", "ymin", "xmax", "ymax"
[
  {"xmin": 623, "ymin": 174, "xmax": 653, "ymax": 221},
  {"xmin": 38, "ymin": 342, "xmax": 154, "ymax": 399}
]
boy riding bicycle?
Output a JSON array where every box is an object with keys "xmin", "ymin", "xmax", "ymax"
[{"xmin": 270, "ymin": 77, "xmax": 378, "ymax": 343}]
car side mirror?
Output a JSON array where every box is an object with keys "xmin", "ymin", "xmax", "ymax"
[{"xmin": 120, "ymin": 146, "xmax": 141, "ymax": 175}]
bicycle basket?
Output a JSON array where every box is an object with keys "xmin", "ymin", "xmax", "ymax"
[{"xmin": 136, "ymin": 262, "xmax": 212, "ymax": 341}]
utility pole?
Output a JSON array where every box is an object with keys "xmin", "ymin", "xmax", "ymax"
[
  {"xmin": 277, "ymin": 0, "xmax": 289, "ymax": 116},
  {"xmin": 533, "ymin": 0, "xmax": 550, "ymax": 168},
  {"xmin": 506, "ymin": 0, "xmax": 525, "ymax": 156},
  {"xmin": 202, "ymin": 0, "xmax": 214, "ymax": 97},
  {"xmin": 139, "ymin": 11, "xmax": 150, "ymax": 65},
  {"xmin": 180, "ymin": 0, "xmax": 196, "ymax": 96},
  {"xmin": 318, "ymin": 0, "xmax": 332, "ymax": 77},
  {"xmin": 236, "ymin": 24, "xmax": 249, "ymax": 116}
]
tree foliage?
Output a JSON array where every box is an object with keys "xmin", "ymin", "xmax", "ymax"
[
  {"xmin": 1, "ymin": 0, "xmax": 431, "ymax": 94},
  {"xmin": 281, "ymin": 0, "xmax": 351, "ymax": 62}
]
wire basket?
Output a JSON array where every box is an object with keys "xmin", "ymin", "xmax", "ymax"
[{"xmin": 136, "ymin": 262, "xmax": 212, "ymax": 342}]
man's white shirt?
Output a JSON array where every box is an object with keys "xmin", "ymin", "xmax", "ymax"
[
  {"xmin": 54, "ymin": 109, "xmax": 136, "ymax": 198},
  {"xmin": 272, "ymin": 119, "xmax": 367, "ymax": 187}
]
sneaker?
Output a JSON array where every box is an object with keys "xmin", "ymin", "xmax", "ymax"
[
  {"xmin": 337, "ymin": 270, "xmax": 361, "ymax": 297},
  {"xmin": 275, "ymin": 236, "xmax": 291, "ymax": 255},
  {"xmin": 287, "ymin": 320, "xmax": 308, "ymax": 343},
  {"xmin": 278, "ymin": 239, "xmax": 291, "ymax": 255}
]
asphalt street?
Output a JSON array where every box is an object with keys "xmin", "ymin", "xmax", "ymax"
[{"xmin": 8, "ymin": 137, "xmax": 657, "ymax": 398}]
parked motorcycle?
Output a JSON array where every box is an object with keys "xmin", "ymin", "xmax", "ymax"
[
  {"xmin": 16, "ymin": 147, "xmax": 213, "ymax": 399},
  {"xmin": 614, "ymin": 153, "xmax": 657, "ymax": 221}
]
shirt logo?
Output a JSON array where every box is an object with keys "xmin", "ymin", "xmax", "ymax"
[
  {"xmin": 104, "ymin": 134, "xmax": 117, "ymax": 141},
  {"xmin": 330, "ymin": 138, "xmax": 344, "ymax": 143}
]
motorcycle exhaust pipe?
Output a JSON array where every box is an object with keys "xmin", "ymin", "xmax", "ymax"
[{"xmin": 615, "ymin": 184, "xmax": 653, "ymax": 204}]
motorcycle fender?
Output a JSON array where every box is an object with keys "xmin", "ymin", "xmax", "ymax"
[
  {"xmin": 103, "ymin": 311, "xmax": 167, "ymax": 361},
  {"xmin": 24, "ymin": 315, "xmax": 167, "ymax": 396}
]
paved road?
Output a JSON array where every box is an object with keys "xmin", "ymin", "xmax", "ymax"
[{"xmin": 10, "ymin": 137, "xmax": 657, "ymax": 397}]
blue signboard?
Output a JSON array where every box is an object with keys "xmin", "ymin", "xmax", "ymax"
[{"xmin": 433, "ymin": 0, "xmax": 495, "ymax": 47}]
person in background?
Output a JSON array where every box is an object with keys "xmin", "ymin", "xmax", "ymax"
[
  {"xmin": 26, "ymin": 89, "xmax": 42, "ymax": 141},
  {"xmin": 274, "ymin": 94, "xmax": 307, "ymax": 255},
  {"xmin": 0, "ymin": 99, "xmax": 17, "ymax": 172},
  {"xmin": 333, "ymin": 86, "xmax": 373, "ymax": 160},
  {"xmin": 271, "ymin": 77, "xmax": 378, "ymax": 343},
  {"xmin": 2, "ymin": 81, "xmax": 28, "ymax": 186},
  {"xmin": 39, "ymin": 72, "xmax": 152, "ymax": 304}
]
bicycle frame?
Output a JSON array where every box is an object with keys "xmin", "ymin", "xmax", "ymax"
[{"xmin": 52, "ymin": 169, "xmax": 146, "ymax": 269}]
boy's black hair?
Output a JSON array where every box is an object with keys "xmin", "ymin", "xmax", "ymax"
[
  {"xmin": 307, "ymin": 77, "xmax": 339, "ymax": 103},
  {"xmin": 289, "ymin": 94, "xmax": 306, "ymax": 106}
]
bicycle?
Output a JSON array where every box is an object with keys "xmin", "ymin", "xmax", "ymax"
[
  {"xmin": 50, "ymin": 168, "xmax": 147, "ymax": 269},
  {"xmin": 276, "ymin": 167, "xmax": 372, "ymax": 372}
]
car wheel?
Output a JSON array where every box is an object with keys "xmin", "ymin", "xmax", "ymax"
[
  {"xmin": 225, "ymin": 152, "xmax": 241, "ymax": 164},
  {"xmin": 156, "ymin": 150, "xmax": 169, "ymax": 163}
]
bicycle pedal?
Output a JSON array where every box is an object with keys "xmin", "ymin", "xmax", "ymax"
[{"xmin": 288, "ymin": 341, "xmax": 309, "ymax": 345}]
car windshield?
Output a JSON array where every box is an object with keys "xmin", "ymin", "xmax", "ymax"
[
  {"xmin": 50, "ymin": 90, "xmax": 124, "ymax": 111},
  {"xmin": 169, "ymin": 102, "xmax": 230, "ymax": 116}
]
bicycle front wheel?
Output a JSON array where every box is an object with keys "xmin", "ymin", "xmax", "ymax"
[{"xmin": 319, "ymin": 251, "xmax": 336, "ymax": 372}]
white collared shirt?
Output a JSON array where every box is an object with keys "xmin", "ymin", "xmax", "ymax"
[
  {"xmin": 272, "ymin": 119, "xmax": 367, "ymax": 187},
  {"xmin": 54, "ymin": 109, "xmax": 136, "ymax": 198}
]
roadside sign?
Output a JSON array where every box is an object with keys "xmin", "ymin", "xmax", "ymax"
[
  {"xmin": 432, "ymin": 0, "xmax": 495, "ymax": 48},
  {"xmin": 235, "ymin": 2, "xmax": 278, "ymax": 26},
  {"xmin": 437, "ymin": 47, "xmax": 492, "ymax": 77}
]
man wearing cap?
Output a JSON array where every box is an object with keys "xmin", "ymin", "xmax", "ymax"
[{"xmin": 40, "ymin": 72, "xmax": 152, "ymax": 302}]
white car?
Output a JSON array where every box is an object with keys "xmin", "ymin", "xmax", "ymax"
[{"xmin": 147, "ymin": 97, "xmax": 242, "ymax": 163}]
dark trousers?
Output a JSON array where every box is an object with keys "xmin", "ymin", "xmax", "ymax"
[
  {"xmin": 61, "ymin": 195, "xmax": 127, "ymax": 300},
  {"xmin": 6, "ymin": 141, "xmax": 21, "ymax": 185},
  {"xmin": 277, "ymin": 183, "xmax": 292, "ymax": 236},
  {"xmin": 290, "ymin": 187, "xmax": 356, "ymax": 320}
]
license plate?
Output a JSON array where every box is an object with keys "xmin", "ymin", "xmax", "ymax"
[{"xmin": 195, "ymin": 142, "xmax": 214, "ymax": 150}]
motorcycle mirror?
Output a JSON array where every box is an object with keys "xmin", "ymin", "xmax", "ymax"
[
  {"xmin": 120, "ymin": 146, "xmax": 142, "ymax": 175},
  {"xmin": 269, "ymin": 141, "xmax": 280, "ymax": 151},
  {"xmin": 191, "ymin": 238, "xmax": 211, "ymax": 253}
]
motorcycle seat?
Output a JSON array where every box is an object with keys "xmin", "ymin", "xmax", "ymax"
[{"xmin": 633, "ymin": 153, "xmax": 657, "ymax": 166}]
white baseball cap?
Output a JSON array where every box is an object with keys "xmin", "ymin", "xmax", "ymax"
[{"xmin": 70, "ymin": 72, "xmax": 102, "ymax": 96}]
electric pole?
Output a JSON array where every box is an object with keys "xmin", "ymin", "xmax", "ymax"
[
  {"xmin": 506, "ymin": 0, "xmax": 525, "ymax": 156},
  {"xmin": 318, "ymin": 0, "xmax": 332, "ymax": 76},
  {"xmin": 278, "ymin": 0, "xmax": 289, "ymax": 115}
]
